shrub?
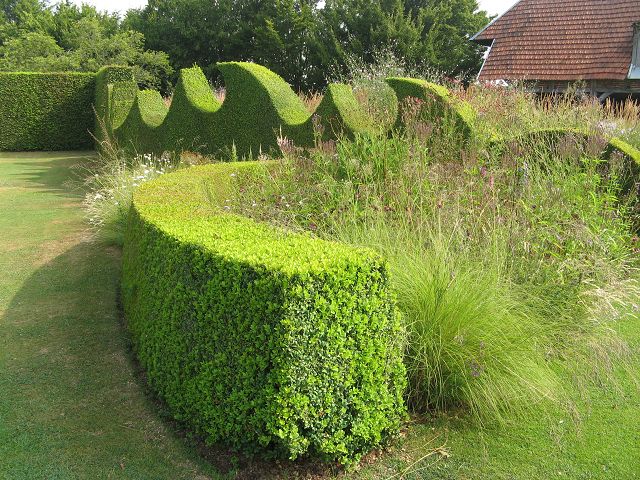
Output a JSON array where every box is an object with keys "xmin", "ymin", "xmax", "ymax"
[
  {"xmin": 116, "ymin": 90, "xmax": 168, "ymax": 153},
  {"xmin": 230, "ymin": 119, "xmax": 639, "ymax": 423},
  {"xmin": 158, "ymin": 66, "xmax": 221, "ymax": 152},
  {"xmin": 214, "ymin": 62, "xmax": 315, "ymax": 156},
  {"xmin": 101, "ymin": 62, "xmax": 378, "ymax": 157},
  {"xmin": 0, "ymin": 72, "xmax": 95, "ymax": 151},
  {"xmin": 121, "ymin": 162, "xmax": 407, "ymax": 465},
  {"xmin": 313, "ymin": 83, "xmax": 374, "ymax": 140},
  {"xmin": 94, "ymin": 65, "xmax": 137, "ymax": 145},
  {"xmin": 385, "ymin": 77, "xmax": 476, "ymax": 139}
]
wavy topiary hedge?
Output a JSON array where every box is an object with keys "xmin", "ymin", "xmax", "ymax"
[
  {"xmin": 385, "ymin": 77, "xmax": 476, "ymax": 139},
  {"xmin": 213, "ymin": 62, "xmax": 315, "ymax": 156},
  {"xmin": 121, "ymin": 162, "xmax": 407, "ymax": 464},
  {"xmin": 313, "ymin": 83, "xmax": 375, "ymax": 141},
  {"xmin": 116, "ymin": 90, "xmax": 168, "ymax": 153},
  {"xmin": 0, "ymin": 72, "xmax": 96, "ymax": 151},
  {"xmin": 100, "ymin": 62, "xmax": 377, "ymax": 157},
  {"xmin": 93, "ymin": 66, "xmax": 137, "ymax": 149},
  {"xmin": 157, "ymin": 66, "xmax": 221, "ymax": 152}
]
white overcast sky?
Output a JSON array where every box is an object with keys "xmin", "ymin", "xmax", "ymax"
[{"xmin": 71, "ymin": 0, "xmax": 520, "ymax": 16}]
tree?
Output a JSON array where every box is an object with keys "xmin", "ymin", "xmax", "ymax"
[
  {"xmin": 0, "ymin": 0, "xmax": 173, "ymax": 91},
  {"xmin": 128, "ymin": 0, "xmax": 489, "ymax": 91},
  {"xmin": 318, "ymin": 0, "xmax": 489, "ymax": 82}
]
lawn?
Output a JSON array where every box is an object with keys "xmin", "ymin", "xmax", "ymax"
[
  {"xmin": 1, "ymin": 151, "xmax": 638, "ymax": 479},
  {"xmin": 0, "ymin": 152, "xmax": 216, "ymax": 479}
]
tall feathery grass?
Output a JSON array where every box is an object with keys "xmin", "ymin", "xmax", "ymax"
[{"xmin": 230, "ymin": 101, "xmax": 640, "ymax": 423}]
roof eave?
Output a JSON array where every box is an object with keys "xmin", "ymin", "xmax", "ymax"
[{"xmin": 471, "ymin": 0, "xmax": 525, "ymax": 44}]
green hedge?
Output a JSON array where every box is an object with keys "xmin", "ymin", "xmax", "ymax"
[
  {"xmin": 100, "ymin": 62, "xmax": 375, "ymax": 156},
  {"xmin": 385, "ymin": 77, "xmax": 476, "ymax": 139},
  {"xmin": 313, "ymin": 83, "xmax": 374, "ymax": 141},
  {"xmin": 122, "ymin": 162, "xmax": 407, "ymax": 464},
  {"xmin": 157, "ymin": 65, "xmax": 221, "ymax": 152},
  {"xmin": 0, "ymin": 72, "xmax": 95, "ymax": 151},
  {"xmin": 489, "ymin": 127, "xmax": 640, "ymax": 165},
  {"xmin": 213, "ymin": 62, "xmax": 314, "ymax": 156},
  {"xmin": 94, "ymin": 66, "xmax": 137, "ymax": 147},
  {"xmin": 116, "ymin": 90, "xmax": 167, "ymax": 153}
]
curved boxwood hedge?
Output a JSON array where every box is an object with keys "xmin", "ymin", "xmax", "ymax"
[
  {"xmin": 385, "ymin": 77, "xmax": 476, "ymax": 139},
  {"xmin": 0, "ymin": 72, "xmax": 95, "ymax": 151},
  {"xmin": 122, "ymin": 162, "xmax": 407, "ymax": 464}
]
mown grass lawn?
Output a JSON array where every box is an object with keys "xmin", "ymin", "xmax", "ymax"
[
  {"xmin": 0, "ymin": 151, "xmax": 638, "ymax": 480},
  {"xmin": 0, "ymin": 152, "xmax": 216, "ymax": 479}
]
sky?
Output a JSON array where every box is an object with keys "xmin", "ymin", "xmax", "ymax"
[{"xmin": 72, "ymin": 0, "xmax": 520, "ymax": 16}]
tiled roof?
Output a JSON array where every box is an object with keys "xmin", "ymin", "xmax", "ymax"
[{"xmin": 473, "ymin": 0, "xmax": 640, "ymax": 81}]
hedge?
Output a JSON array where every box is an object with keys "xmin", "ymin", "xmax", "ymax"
[
  {"xmin": 489, "ymin": 127, "xmax": 640, "ymax": 195},
  {"xmin": 98, "ymin": 62, "xmax": 376, "ymax": 156},
  {"xmin": 385, "ymin": 77, "xmax": 476, "ymax": 139},
  {"xmin": 157, "ymin": 65, "xmax": 221, "ymax": 152},
  {"xmin": 489, "ymin": 127, "xmax": 640, "ymax": 165},
  {"xmin": 121, "ymin": 162, "xmax": 407, "ymax": 464},
  {"xmin": 116, "ymin": 90, "xmax": 168, "ymax": 153},
  {"xmin": 94, "ymin": 65, "xmax": 137, "ymax": 147},
  {"xmin": 0, "ymin": 72, "xmax": 95, "ymax": 151},
  {"xmin": 313, "ymin": 83, "xmax": 375, "ymax": 141},
  {"xmin": 212, "ymin": 62, "xmax": 315, "ymax": 156}
]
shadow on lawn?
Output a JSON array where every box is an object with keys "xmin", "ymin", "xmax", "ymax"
[
  {"xmin": 11, "ymin": 151, "xmax": 94, "ymax": 197},
  {"xmin": 1, "ymin": 240, "xmax": 336, "ymax": 478}
]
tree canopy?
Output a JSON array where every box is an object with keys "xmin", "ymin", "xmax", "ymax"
[
  {"xmin": 125, "ymin": 0, "xmax": 490, "ymax": 90},
  {"xmin": 1, "ymin": 0, "xmax": 490, "ymax": 92},
  {"xmin": 0, "ymin": 0, "xmax": 172, "ymax": 91}
]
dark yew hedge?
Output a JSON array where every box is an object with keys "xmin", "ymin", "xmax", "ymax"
[{"xmin": 0, "ymin": 72, "xmax": 95, "ymax": 151}]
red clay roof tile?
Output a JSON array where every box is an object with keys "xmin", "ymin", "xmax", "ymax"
[{"xmin": 473, "ymin": 0, "xmax": 640, "ymax": 81}]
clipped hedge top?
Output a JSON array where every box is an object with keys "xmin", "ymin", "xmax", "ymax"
[
  {"xmin": 217, "ymin": 62, "xmax": 311, "ymax": 125},
  {"xmin": 385, "ymin": 76, "xmax": 477, "ymax": 130},
  {"xmin": 178, "ymin": 66, "xmax": 221, "ymax": 113},
  {"xmin": 135, "ymin": 90, "xmax": 169, "ymax": 128},
  {"xmin": 133, "ymin": 163, "xmax": 382, "ymax": 275}
]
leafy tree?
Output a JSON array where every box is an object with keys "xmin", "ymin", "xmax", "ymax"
[
  {"xmin": 318, "ymin": 0, "xmax": 489, "ymax": 82},
  {"xmin": 128, "ymin": 0, "xmax": 489, "ymax": 91},
  {"xmin": 125, "ymin": 0, "xmax": 321, "ymax": 89},
  {"xmin": 0, "ymin": 0, "xmax": 172, "ymax": 91}
]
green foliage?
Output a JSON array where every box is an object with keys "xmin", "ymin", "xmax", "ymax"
[
  {"xmin": 107, "ymin": 62, "xmax": 375, "ymax": 157},
  {"xmin": 214, "ymin": 62, "xmax": 314, "ymax": 156},
  {"xmin": 386, "ymin": 76, "xmax": 476, "ymax": 139},
  {"xmin": 121, "ymin": 162, "xmax": 407, "ymax": 465},
  {"xmin": 489, "ymin": 128, "xmax": 640, "ymax": 182},
  {"xmin": 0, "ymin": 71, "xmax": 95, "ymax": 151},
  {"xmin": 313, "ymin": 83, "xmax": 375, "ymax": 140},
  {"xmin": 94, "ymin": 65, "xmax": 137, "ymax": 146},
  {"xmin": 605, "ymin": 135, "xmax": 640, "ymax": 166},
  {"xmin": 319, "ymin": 0, "xmax": 488, "ymax": 85},
  {"xmin": 230, "ymin": 109, "xmax": 639, "ymax": 423},
  {"xmin": 117, "ymin": 89, "xmax": 167, "ymax": 153},
  {"xmin": 158, "ymin": 65, "xmax": 221, "ymax": 152},
  {"xmin": 0, "ymin": 0, "xmax": 173, "ymax": 92},
  {"xmin": 125, "ymin": 0, "xmax": 489, "ymax": 91}
]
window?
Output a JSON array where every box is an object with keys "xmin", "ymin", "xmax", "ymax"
[{"xmin": 629, "ymin": 22, "xmax": 640, "ymax": 79}]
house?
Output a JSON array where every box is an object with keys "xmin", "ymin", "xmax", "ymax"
[{"xmin": 472, "ymin": 0, "xmax": 640, "ymax": 100}]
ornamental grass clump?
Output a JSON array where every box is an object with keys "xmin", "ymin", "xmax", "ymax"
[{"xmin": 231, "ymin": 94, "xmax": 640, "ymax": 423}]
